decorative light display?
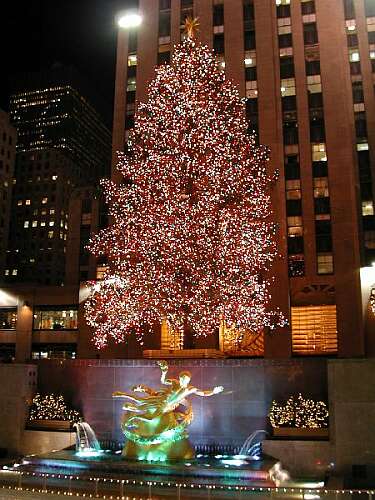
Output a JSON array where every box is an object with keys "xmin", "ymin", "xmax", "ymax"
[
  {"xmin": 29, "ymin": 393, "xmax": 81, "ymax": 423},
  {"xmin": 269, "ymin": 394, "xmax": 329, "ymax": 429},
  {"xmin": 85, "ymin": 28, "xmax": 286, "ymax": 349}
]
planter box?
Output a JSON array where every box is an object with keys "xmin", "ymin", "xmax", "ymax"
[
  {"xmin": 272, "ymin": 427, "xmax": 329, "ymax": 439},
  {"xmin": 26, "ymin": 420, "xmax": 74, "ymax": 431}
]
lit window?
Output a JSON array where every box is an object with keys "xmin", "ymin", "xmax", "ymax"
[
  {"xmin": 287, "ymin": 216, "xmax": 303, "ymax": 227},
  {"xmin": 32, "ymin": 220, "xmax": 38, "ymax": 227},
  {"xmin": 291, "ymin": 305, "xmax": 338, "ymax": 355},
  {"xmin": 52, "ymin": 175, "xmax": 58, "ymax": 180},
  {"xmin": 357, "ymin": 142, "xmax": 369, "ymax": 151},
  {"xmin": 48, "ymin": 231, "xmax": 54, "ymax": 239},
  {"xmin": 370, "ymin": 51, "xmax": 375, "ymax": 59},
  {"xmin": 317, "ymin": 253, "xmax": 333, "ymax": 274},
  {"xmin": 12, "ymin": 269, "xmax": 18, "ymax": 276},
  {"xmin": 50, "ymin": 209, "xmax": 55, "ymax": 215},
  {"xmin": 40, "ymin": 221, "xmax": 46, "ymax": 227},
  {"xmin": 286, "ymin": 179, "xmax": 301, "ymax": 199},
  {"xmin": 41, "ymin": 197, "xmax": 48, "ymax": 204},
  {"xmin": 288, "ymin": 225, "xmax": 303, "ymax": 237},
  {"xmin": 0, "ymin": 308, "xmax": 17, "ymax": 329},
  {"xmin": 49, "ymin": 221, "xmax": 55, "ymax": 227},
  {"xmin": 127, "ymin": 78, "xmax": 137, "ymax": 92},
  {"xmin": 17, "ymin": 200, "xmax": 23, "ymax": 206},
  {"xmin": 33, "ymin": 307, "xmax": 78, "ymax": 330},
  {"xmin": 4, "ymin": 269, "xmax": 9, "ymax": 276},
  {"xmin": 24, "ymin": 220, "xmax": 29, "ymax": 228},
  {"xmin": 25, "ymin": 199, "xmax": 31, "ymax": 205},
  {"xmin": 128, "ymin": 54, "xmax": 137, "ymax": 66},
  {"xmin": 281, "ymin": 78, "xmax": 296, "ymax": 96},
  {"xmin": 276, "ymin": 0, "xmax": 290, "ymax": 5},
  {"xmin": 362, "ymin": 200, "xmax": 374, "ymax": 216},
  {"xmin": 312, "ymin": 143, "xmax": 327, "ymax": 161},
  {"xmin": 307, "ymin": 74, "xmax": 321, "ymax": 93},
  {"xmin": 313, "ymin": 177, "xmax": 329, "ymax": 198},
  {"xmin": 96, "ymin": 265, "xmax": 108, "ymax": 280},
  {"xmin": 349, "ymin": 49, "xmax": 360, "ymax": 62}
]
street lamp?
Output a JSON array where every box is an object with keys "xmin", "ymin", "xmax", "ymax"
[{"xmin": 117, "ymin": 11, "xmax": 142, "ymax": 29}]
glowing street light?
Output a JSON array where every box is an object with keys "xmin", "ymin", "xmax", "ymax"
[{"xmin": 117, "ymin": 11, "xmax": 142, "ymax": 29}]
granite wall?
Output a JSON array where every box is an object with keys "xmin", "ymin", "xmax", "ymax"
[{"xmin": 36, "ymin": 358, "xmax": 328, "ymax": 448}]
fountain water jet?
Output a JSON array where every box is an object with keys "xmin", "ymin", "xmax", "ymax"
[{"xmin": 74, "ymin": 422, "xmax": 102, "ymax": 457}]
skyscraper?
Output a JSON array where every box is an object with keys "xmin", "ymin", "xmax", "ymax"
[
  {"xmin": 5, "ymin": 66, "xmax": 112, "ymax": 285},
  {"xmin": 111, "ymin": 0, "xmax": 375, "ymax": 358},
  {"xmin": 0, "ymin": 110, "xmax": 16, "ymax": 277}
]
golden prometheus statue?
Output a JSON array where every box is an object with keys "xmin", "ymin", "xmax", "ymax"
[{"xmin": 113, "ymin": 361, "xmax": 223, "ymax": 461}]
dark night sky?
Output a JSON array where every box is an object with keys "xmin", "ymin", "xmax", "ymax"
[{"xmin": 1, "ymin": 0, "xmax": 136, "ymax": 126}]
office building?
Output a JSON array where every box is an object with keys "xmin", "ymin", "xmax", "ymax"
[
  {"xmin": 4, "ymin": 67, "xmax": 112, "ymax": 285},
  {"xmin": 0, "ymin": 110, "xmax": 16, "ymax": 279},
  {"xmin": 111, "ymin": 0, "xmax": 375, "ymax": 358}
]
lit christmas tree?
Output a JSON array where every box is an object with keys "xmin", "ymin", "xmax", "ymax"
[{"xmin": 85, "ymin": 21, "xmax": 286, "ymax": 349}]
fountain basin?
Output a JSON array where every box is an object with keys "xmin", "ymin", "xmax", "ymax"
[{"xmin": 21, "ymin": 449, "xmax": 279, "ymax": 487}]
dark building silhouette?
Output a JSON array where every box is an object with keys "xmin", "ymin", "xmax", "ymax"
[{"xmin": 4, "ymin": 67, "xmax": 112, "ymax": 286}]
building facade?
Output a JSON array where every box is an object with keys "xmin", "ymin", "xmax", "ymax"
[
  {"xmin": 111, "ymin": 0, "xmax": 375, "ymax": 358},
  {"xmin": 0, "ymin": 110, "xmax": 16, "ymax": 279},
  {"xmin": 4, "ymin": 67, "xmax": 112, "ymax": 286}
]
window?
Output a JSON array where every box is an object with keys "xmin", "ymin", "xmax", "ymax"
[
  {"xmin": 362, "ymin": 200, "xmax": 374, "ymax": 216},
  {"xmin": 285, "ymin": 155, "xmax": 300, "ymax": 179},
  {"xmin": 159, "ymin": 10, "xmax": 171, "ymax": 37},
  {"xmin": 213, "ymin": 3, "xmax": 224, "ymax": 26},
  {"xmin": 213, "ymin": 34, "xmax": 225, "ymax": 54},
  {"xmin": 291, "ymin": 305, "xmax": 338, "ymax": 355},
  {"xmin": 24, "ymin": 220, "xmax": 29, "ymax": 228},
  {"xmin": 303, "ymin": 23, "xmax": 318, "ymax": 45},
  {"xmin": 305, "ymin": 59, "xmax": 320, "ymax": 76},
  {"xmin": 96, "ymin": 265, "xmax": 108, "ymax": 280},
  {"xmin": 286, "ymin": 179, "xmax": 301, "ymax": 199},
  {"xmin": 352, "ymin": 81, "xmax": 364, "ymax": 103},
  {"xmin": 277, "ymin": 3, "xmax": 290, "ymax": 18},
  {"xmin": 347, "ymin": 33, "xmax": 358, "ymax": 47},
  {"xmin": 280, "ymin": 56, "xmax": 295, "ymax": 78},
  {"xmin": 365, "ymin": 230, "xmax": 375, "ymax": 248},
  {"xmin": 279, "ymin": 33, "xmax": 292, "ymax": 48},
  {"xmin": 286, "ymin": 199, "xmax": 302, "ymax": 216},
  {"xmin": 41, "ymin": 197, "xmax": 48, "ymax": 204},
  {"xmin": 313, "ymin": 177, "xmax": 329, "ymax": 198},
  {"xmin": 158, "ymin": 51, "xmax": 170, "ymax": 65},
  {"xmin": 310, "ymin": 118, "xmax": 325, "ymax": 142},
  {"xmin": 245, "ymin": 66, "xmax": 257, "ymax": 81},
  {"xmin": 288, "ymin": 255, "xmax": 305, "ymax": 277},
  {"xmin": 343, "ymin": 0, "xmax": 355, "ymax": 20},
  {"xmin": 25, "ymin": 199, "xmax": 31, "ymax": 205},
  {"xmin": 317, "ymin": 253, "xmax": 333, "ymax": 274},
  {"xmin": 365, "ymin": 0, "xmax": 375, "ymax": 17},
  {"xmin": 301, "ymin": 1, "xmax": 315, "ymax": 15},
  {"xmin": 288, "ymin": 235, "xmax": 304, "ymax": 253},
  {"xmin": 283, "ymin": 121, "xmax": 298, "ymax": 145},
  {"xmin": 33, "ymin": 307, "xmax": 78, "ymax": 330},
  {"xmin": 244, "ymin": 30, "xmax": 256, "ymax": 50},
  {"xmin": 0, "ymin": 308, "xmax": 17, "ymax": 330},
  {"xmin": 312, "ymin": 143, "xmax": 327, "ymax": 162}
]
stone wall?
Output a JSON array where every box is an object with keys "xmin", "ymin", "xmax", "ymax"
[
  {"xmin": 328, "ymin": 359, "xmax": 375, "ymax": 474},
  {"xmin": 0, "ymin": 364, "xmax": 37, "ymax": 454}
]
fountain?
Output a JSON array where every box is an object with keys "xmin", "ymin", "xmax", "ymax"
[
  {"xmin": 74, "ymin": 422, "xmax": 102, "ymax": 457},
  {"xmin": 18, "ymin": 362, "xmax": 287, "ymax": 490}
]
